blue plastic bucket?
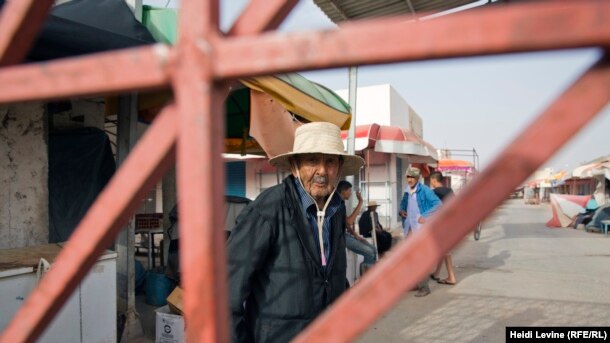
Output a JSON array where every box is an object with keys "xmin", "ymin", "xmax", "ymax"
[{"xmin": 145, "ymin": 272, "xmax": 175, "ymax": 306}]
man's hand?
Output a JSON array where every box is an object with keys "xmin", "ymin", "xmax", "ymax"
[
  {"xmin": 356, "ymin": 190, "xmax": 363, "ymax": 202},
  {"xmin": 399, "ymin": 210, "xmax": 407, "ymax": 218},
  {"xmin": 417, "ymin": 216, "xmax": 425, "ymax": 224}
]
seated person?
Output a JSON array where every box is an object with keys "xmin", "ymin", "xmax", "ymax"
[{"xmin": 358, "ymin": 201, "xmax": 392, "ymax": 257}]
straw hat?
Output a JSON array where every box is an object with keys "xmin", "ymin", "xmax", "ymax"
[
  {"xmin": 366, "ymin": 200, "xmax": 379, "ymax": 208},
  {"xmin": 269, "ymin": 122, "xmax": 364, "ymax": 176}
]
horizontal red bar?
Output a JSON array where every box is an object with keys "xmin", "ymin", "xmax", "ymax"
[
  {"xmin": 215, "ymin": 1, "xmax": 610, "ymax": 78},
  {"xmin": 0, "ymin": 45, "xmax": 172, "ymax": 105}
]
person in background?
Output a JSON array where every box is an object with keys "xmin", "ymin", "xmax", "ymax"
[
  {"xmin": 398, "ymin": 167, "xmax": 441, "ymax": 297},
  {"xmin": 337, "ymin": 180, "xmax": 377, "ymax": 276},
  {"xmin": 429, "ymin": 171, "xmax": 457, "ymax": 285},
  {"xmin": 226, "ymin": 122, "xmax": 364, "ymax": 342},
  {"xmin": 358, "ymin": 200, "xmax": 392, "ymax": 257}
]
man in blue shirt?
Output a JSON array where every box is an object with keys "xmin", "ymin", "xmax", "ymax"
[{"xmin": 398, "ymin": 167, "xmax": 441, "ymax": 297}]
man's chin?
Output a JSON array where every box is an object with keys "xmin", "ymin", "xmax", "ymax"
[{"xmin": 310, "ymin": 189, "xmax": 330, "ymax": 200}]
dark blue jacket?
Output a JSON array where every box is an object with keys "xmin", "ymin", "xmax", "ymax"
[{"xmin": 227, "ymin": 175, "xmax": 347, "ymax": 342}]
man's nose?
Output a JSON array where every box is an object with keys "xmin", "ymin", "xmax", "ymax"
[{"xmin": 314, "ymin": 161, "xmax": 327, "ymax": 174}]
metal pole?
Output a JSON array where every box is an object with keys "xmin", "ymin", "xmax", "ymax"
[
  {"xmin": 116, "ymin": 93, "xmax": 144, "ymax": 342},
  {"xmin": 346, "ymin": 66, "xmax": 358, "ymax": 212}
]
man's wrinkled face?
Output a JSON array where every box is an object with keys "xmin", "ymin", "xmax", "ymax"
[
  {"xmin": 406, "ymin": 175, "xmax": 419, "ymax": 189},
  {"xmin": 293, "ymin": 153, "xmax": 342, "ymax": 203}
]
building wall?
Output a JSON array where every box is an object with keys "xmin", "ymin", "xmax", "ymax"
[
  {"xmin": 336, "ymin": 84, "xmax": 422, "ymax": 135},
  {"xmin": 0, "ymin": 103, "xmax": 49, "ymax": 248},
  {"xmin": 336, "ymin": 84, "xmax": 392, "ymax": 126}
]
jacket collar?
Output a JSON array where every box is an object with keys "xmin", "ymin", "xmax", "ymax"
[{"xmin": 285, "ymin": 176, "xmax": 322, "ymax": 267}]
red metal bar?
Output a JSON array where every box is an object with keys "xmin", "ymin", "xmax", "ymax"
[
  {"xmin": 0, "ymin": 1, "xmax": 609, "ymax": 342},
  {"xmin": 0, "ymin": 105, "xmax": 178, "ymax": 343},
  {"xmin": 173, "ymin": 0, "xmax": 229, "ymax": 342},
  {"xmin": 294, "ymin": 56, "xmax": 610, "ymax": 342},
  {"xmin": 0, "ymin": 0, "xmax": 53, "ymax": 66},
  {"xmin": 228, "ymin": 0, "xmax": 298, "ymax": 36},
  {"xmin": 0, "ymin": 45, "xmax": 172, "ymax": 105},
  {"xmin": 215, "ymin": 1, "xmax": 610, "ymax": 78}
]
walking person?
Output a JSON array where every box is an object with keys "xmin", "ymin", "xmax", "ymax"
[
  {"xmin": 398, "ymin": 167, "xmax": 441, "ymax": 297},
  {"xmin": 226, "ymin": 122, "xmax": 364, "ymax": 342},
  {"xmin": 358, "ymin": 201, "xmax": 393, "ymax": 257},
  {"xmin": 429, "ymin": 171, "xmax": 457, "ymax": 285},
  {"xmin": 337, "ymin": 180, "xmax": 377, "ymax": 276}
]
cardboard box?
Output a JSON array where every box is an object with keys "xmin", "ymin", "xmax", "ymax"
[
  {"xmin": 155, "ymin": 305, "xmax": 185, "ymax": 343},
  {"xmin": 166, "ymin": 286, "xmax": 184, "ymax": 315}
]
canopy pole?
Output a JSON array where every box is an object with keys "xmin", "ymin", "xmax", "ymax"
[{"xmin": 346, "ymin": 66, "xmax": 358, "ymax": 212}]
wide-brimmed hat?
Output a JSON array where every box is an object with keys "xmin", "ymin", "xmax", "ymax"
[
  {"xmin": 366, "ymin": 200, "xmax": 379, "ymax": 208},
  {"xmin": 269, "ymin": 122, "xmax": 364, "ymax": 176},
  {"xmin": 405, "ymin": 167, "xmax": 421, "ymax": 178}
]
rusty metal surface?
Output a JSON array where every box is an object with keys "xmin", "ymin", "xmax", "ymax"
[
  {"xmin": 0, "ymin": 0, "xmax": 609, "ymax": 342},
  {"xmin": 0, "ymin": 106, "xmax": 178, "ymax": 343},
  {"xmin": 215, "ymin": 1, "xmax": 610, "ymax": 78},
  {"xmin": 173, "ymin": 0, "xmax": 230, "ymax": 342},
  {"xmin": 0, "ymin": 0, "xmax": 53, "ymax": 66},
  {"xmin": 294, "ymin": 56, "xmax": 610, "ymax": 342},
  {"xmin": 0, "ymin": 45, "xmax": 172, "ymax": 105},
  {"xmin": 228, "ymin": 0, "xmax": 298, "ymax": 36}
]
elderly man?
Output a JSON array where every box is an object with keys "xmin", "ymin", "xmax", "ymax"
[
  {"xmin": 227, "ymin": 122, "xmax": 364, "ymax": 342},
  {"xmin": 398, "ymin": 167, "xmax": 441, "ymax": 297}
]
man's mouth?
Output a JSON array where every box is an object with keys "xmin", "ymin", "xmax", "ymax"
[{"xmin": 312, "ymin": 176, "xmax": 327, "ymax": 186}]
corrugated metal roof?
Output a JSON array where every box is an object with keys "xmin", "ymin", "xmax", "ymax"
[{"xmin": 313, "ymin": 0, "xmax": 481, "ymax": 23}]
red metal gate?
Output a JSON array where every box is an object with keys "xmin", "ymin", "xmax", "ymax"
[{"xmin": 1, "ymin": 1, "xmax": 609, "ymax": 342}]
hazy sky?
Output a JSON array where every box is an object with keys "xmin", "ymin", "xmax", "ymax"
[{"xmin": 147, "ymin": 0, "xmax": 610, "ymax": 171}]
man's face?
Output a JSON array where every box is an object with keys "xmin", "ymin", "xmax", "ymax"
[
  {"xmin": 293, "ymin": 153, "xmax": 342, "ymax": 203},
  {"xmin": 430, "ymin": 178, "xmax": 441, "ymax": 189},
  {"xmin": 339, "ymin": 187, "xmax": 352, "ymax": 201},
  {"xmin": 406, "ymin": 175, "xmax": 419, "ymax": 188}
]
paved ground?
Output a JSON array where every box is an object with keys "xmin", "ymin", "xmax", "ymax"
[
  {"xmin": 132, "ymin": 199, "xmax": 610, "ymax": 342},
  {"xmin": 357, "ymin": 199, "xmax": 610, "ymax": 343}
]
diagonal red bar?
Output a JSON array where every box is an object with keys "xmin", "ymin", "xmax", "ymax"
[
  {"xmin": 0, "ymin": 0, "xmax": 53, "ymax": 66},
  {"xmin": 173, "ymin": 0, "xmax": 229, "ymax": 342},
  {"xmin": 0, "ymin": 45, "xmax": 172, "ymax": 105},
  {"xmin": 0, "ymin": 105, "xmax": 178, "ymax": 343},
  {"xmin": 294, "ymin": 56, "xmax": 610, "ymax": 342},
  {"xmin": 215, "ymin": 1, "xmax": 610, "ymax": 78},
  {"xmin": 228, "ymin": 0, "xmax": 298, "ymax": 36}
]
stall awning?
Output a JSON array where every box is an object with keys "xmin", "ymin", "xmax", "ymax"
[
  {"xmin": 572, "ymin": 160, "xmax": 610, "ymax": 180},
  {"xmin": 341, "ymin": 123, "xmax": 438, "ymax": 162},
  {"xmin": 437, "ymin": 159, "xmax": 474, "ymax": 172}
]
